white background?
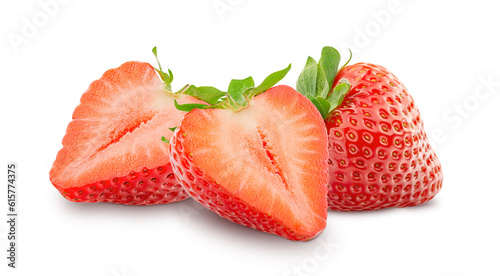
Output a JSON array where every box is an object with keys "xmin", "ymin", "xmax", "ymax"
[{"xmin": 1, "ymin": 0, "xmax": 500, "ymax": 275}]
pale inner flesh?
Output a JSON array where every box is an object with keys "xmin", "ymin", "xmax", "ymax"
[{"xmin": 185, "ymin": 94, "xmax": 327, "ymax": 235}]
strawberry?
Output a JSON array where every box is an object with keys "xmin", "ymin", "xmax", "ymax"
[
  {"xmin": 49, "ymin": 48, "xmax": 223, "ymax": 205},
  {"xmin": 296, "ymin": 47, "xmax": 443, "ymax": 211},
  {"xmin": 169, "ymin": 65, "xmax": 329, "ymax": 240}
]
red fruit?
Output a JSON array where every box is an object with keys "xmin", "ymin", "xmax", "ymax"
[
  {"xmin": 297, "ymin": 47, "xmax": 443, "ymax": 211},
  {"xmin": 50, "ymin": 56, "xmax": 210, "ymax": 205},
  {"xmin": 169, "ymin": 68, "xmax": 329, "ymax": 240}
]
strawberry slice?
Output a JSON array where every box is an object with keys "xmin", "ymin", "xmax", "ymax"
[
  {"xmin": 50, "ymin": 48, "xmax": 221, "ymax": 205},
  {"xmin": 169, "ymin": 66, "xmax": 329, "ymax": 241},
  {"xmin": 297, "ymin": 47, "xmax": 443, "ymax": 211}
]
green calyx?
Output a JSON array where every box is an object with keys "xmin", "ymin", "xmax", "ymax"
[
  {"xmin": 296, "ymin": 46, "xmax": 352, "ymax": 119},
  {"xmin": 153, "ymin": 46, "xmax": 228, "ymax": 143},
  {"xmin": 174, "ymin": 64, "xmax": 292, "ymax": 113},
  {"xmin": 152, "ymin": 47, "xmax": 227, "ymax": 104}
]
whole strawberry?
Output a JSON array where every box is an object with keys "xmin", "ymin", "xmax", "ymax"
[
  {"xmin": 169, "ymin": 65, "xmax": 329, "ymax": 240},
  {"xmin": 297, "ymin": 47, "xmax": 443, "ymax": 211}
]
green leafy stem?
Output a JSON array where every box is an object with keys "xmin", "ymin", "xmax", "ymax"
[
  {"xmin": 174, "ymin": 64, "xmax": 292, "ymax": 113},
  {"xmin": 296, "ymin": 46, "xmax": 352, "ymax": 119},
  {"xmin": 153, "ymin": 46, "xmax": 290, "ymax": 112},
  {"xmin": 153, "ymin": 46, "xmax": 291, "ymax": 143}
]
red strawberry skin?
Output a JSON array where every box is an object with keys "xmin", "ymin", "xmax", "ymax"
[
  {"xmin": 169, "ymin": 85, "xmax": 328, "ymax": 240},
  {"xmin": 326, "ymin": 63, "xmax": 443, "ymax": 211},
  {"xmin": 50, "ymin": 61, "xmax": 201, "ymax": 205},
  {"xmin": 57, "ymin": 165, "xmax": 185, "ymax": 205}
]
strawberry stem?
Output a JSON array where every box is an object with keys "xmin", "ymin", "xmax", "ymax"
[{"xmin": 152, "ymin": 46, "xmax": 175, "ymax": 91}]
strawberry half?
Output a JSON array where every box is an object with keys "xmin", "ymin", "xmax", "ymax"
[
  {"xmin": 297, "ymin": 47, "xmax": 443, "ymax": 211},
  {"xmin": 169, "ymin": 65, "xmax": 329, "ymax": 240},
  {"xmin": 49, "ymin": 48, "xmax": 222, "ymax": 205}
]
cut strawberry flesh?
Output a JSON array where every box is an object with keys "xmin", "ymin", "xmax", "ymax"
[
  {"xmin": 50, "ymin": 61, "xmax": 200, "ymax": 204},
  {"xmin": 171, "ymin": 85, "xmax": 328, "ymax": 239}
]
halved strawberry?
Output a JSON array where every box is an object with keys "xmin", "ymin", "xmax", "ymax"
[
  {"xmin": 49, "ymin": 48, "xmax": 222, "ymax": 205},
  {"xmin": 169, "ymin": 66, "xmax": 329, "ymax": 241},
  {"xmin": 297, "ymin": 47, "xmax": 443, "ymax": 211}
]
